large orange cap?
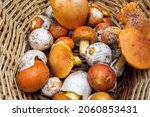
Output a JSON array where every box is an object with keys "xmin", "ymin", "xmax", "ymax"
[
  {"xmin": 119, "ymin": 28, "xmax": 150, "ymax": 69},
  {"xmin": 48, "ymin": 43, "xmax": 74, "ymax": 78}
]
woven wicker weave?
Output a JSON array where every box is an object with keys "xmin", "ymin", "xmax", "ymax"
[{"xmin": 0, "ymin": 0, "xmax": 150, "ymax": 100}]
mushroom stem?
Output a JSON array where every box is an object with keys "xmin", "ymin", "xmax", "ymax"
[
  {"xmin": 73, "ymin": 56, "xmax": 82, "ymax": 66},
  {"xmin": 65, "ymin": 91, "xmax": 80, "ymax": 100},
  {"xmin": 114, "ymin": 55, "xmax": 126, "ymax": 68},
  {"xmin": 79, "ymin": 40, "xmax": 90, "ymax": 57},
  {"xmin": 111, "ymin": 55, "xmax": 126, "ymax": 77}
]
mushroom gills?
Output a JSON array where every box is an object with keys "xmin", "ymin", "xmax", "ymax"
[
  {"xmin": 64, "ymin": 91, "xmax": 81, "ymax": 100},
  {"xmin": 79, "ymin": 40, "xmax": 90, "ymax": 57}
]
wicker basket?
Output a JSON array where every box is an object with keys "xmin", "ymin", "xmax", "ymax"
[{"xmin": 0, "ymin": 0, "xmax": 150, "ymax": 100}]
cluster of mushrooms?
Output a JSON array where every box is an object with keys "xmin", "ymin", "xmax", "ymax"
[{"xmin": 16, "ymin": 0, "xmax": 150, "ymax": 100}]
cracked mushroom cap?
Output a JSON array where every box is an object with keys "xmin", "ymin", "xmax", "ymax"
[
  {"xmin": 61, "ymin": 71, "xmax": 92, "ymax": 100},
  {"xmin": 29, "ymin": 28, "xmax": 54, "ymax": 51},
  {"xmin": 48, "ymin": 42, "xmax": 74, "ymax": 79},
  {"xmin": 85, "ymin": 42, "xmax": 112, "ymax": 66},
  {"xmin": 18, "ymin": 50, "xmax": 47, "ymax": 71},
  {"xmin": 72, "ymin": 26, "xmax": 97, "ymax": 46}
]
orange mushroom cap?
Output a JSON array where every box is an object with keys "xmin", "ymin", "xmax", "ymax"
[
  {"xmin": 89, "ymin": 92, "xmax": 113, "ymax": 100},
  {"xmin": 48, "ymin": 43, "xmax": 74, "ymax": 78},
  {"xmin": 55, "ymin": 36, "xmax": 74, "ymax": 49},
  {"xmin": 72, "ymin": 26, "xmax": 97, "ymax": 45},
  {"xmin": 119, "ymin": 28, "xmax": 150, "ymax": 69}
]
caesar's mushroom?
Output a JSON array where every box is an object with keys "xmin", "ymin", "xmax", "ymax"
[
  {"xmin": 50, "ymin": 20, "xmax": 68, "ymax": 39},
  {"xmin": 88, "ymin": 63, "xmax": 117, "ymax": 91},
  {"xmin": 88, "ymin": 5, "xmax": 103, "ymax": 26},
  {"xmin": 31, "ymin": 15, "xmax": 52, "ymax": 31},
  {"xmin": 119, "ymin": 28, "xmax": 150, "ymax": 69},
  {"xmin": 48, "ymin": 42, "xmax": 82, "ymax": 79},
  {"xmin": 61, "ymin": 71, "xmax": 92, "ymax": 100},
  {"xmin": 29, "ymin": 28, "xmax": 54, "ymax": 50},
  {"xmin": 94, "ymin": 23, "xmax": 110, "ymax": 42},
  {"xmin": 44, "ymin": 6, "xmax": 53, "ymax": 18},
  {"xmin": 16, "ymin": 50, "xmax": 50, "ymax": 92},
  {"xmin": 41, "ymin": 77, "xmax": 62, "ymax": 97},
  {"xmin": 101, "ymin": 26, "xmax": 121, "ymax": 60},
  {"xmin": 52, "ymin": 92, "xmax": 70, "ymax": 100},
  {"xmin": 85, "ymin": 42, "xmax": 112, "ymax": 66},
  {"xmin": 110, "ymin": 55, "xmax": 126, "ymax": 77},
  {"xmin": 72, "ymin": 26, "xmax": 97, "ymax": 57},
  {"xmin": 88, "ymin": 92, "xmax": 113, "ymax": 100}
]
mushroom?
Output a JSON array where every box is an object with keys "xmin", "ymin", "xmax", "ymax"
[
  {"xmin": 29, "ymin": 28, "xmax": 54, "ymax": 51},
  {"xmin": 88, "ymin": 63, "xmax": 117, "ymax": 91},
  {"xmin": 103, "ymin": 18, "xmax": 113, "ymax": 26},
  {"xmin": 88, "ymin": 92, "xmax": 113, "ymax": 100},
  {"xmin": 41, "ymin": 77, "xmax": 62, "ymax": 97},
  {"xmin": 50, "ymin": 20, "xmax": 69, "ymax": 39},
  {"xmin": 72, "ymin": 26, "xmax": 97, "ymax": 57},
  {"xmin": 31, "ymin": 15, "xmax": 52, "ymax": 31},
  {"xmin": 110, "ymin": 55, "xmax": 126, "ymax": 77},
  {"xmin": 16, "ymin": 50, "xmax": 50, "ymax": 92},
  {"xmin": 119, "ymin": 28, "xmax": 150, "ymax": 69},
  {"xmin": 94, "ymin": 23, "xmax": 110, "ymax": 42},
  {"xmin": 61, "ymin": 71, "xmax": 92, "ymax": 100},
  {"xmin": 101, "ymin": 26, "xmax": 121, "ymax": 60},
  {"xmin": 88, "ymin": 5, "xmax": 103, "ymax": 26},
  {"xmin": 48, "ymin": 42, "xmax": 82, "ymax": 79},
  {"xmin": 85, "ymin": 42, "xmax": 112, "ymax": 66},
  {"xmin": 18, "ymin": 50, "xmax": 47, "ymax": 71},
  {"xmin": 55, "ymin": 36, "xmax": 74, "ymax": 49}
]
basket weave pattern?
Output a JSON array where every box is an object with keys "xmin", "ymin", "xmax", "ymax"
[{"xmin": 0, "ymin": 0, "xmax": 150, "ymax": 100}]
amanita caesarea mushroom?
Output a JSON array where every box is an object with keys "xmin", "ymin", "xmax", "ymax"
[
  {"xmin": 110, "ymin": 55, "xmax": 126, "ymax": 77},
  {"xmin": 31, "ymin": 15, "xmax": 52, "ymax": 31},
  {"xmin": 88, "ymin": 5, "xmax": 103, "ymax": 26},
  {"xmin": 41, "ymin": 77, "xmax": 62, "ymax": 97},
  {"xmin": 29, "ymin": 28, "xmax": 54, "ymax": 51},
  {"xmin": 16, "ymin": 50, "xmax": 50, "ymax": 92},
  {"xmin": 61, "ymin": 71, "xmax": 92, "ymax": 100},
  {"xmin": 88, "ymin": 92, "xmax": 113, "ymax": 100},
  {"xmin": 101, "ymin": 26, "xmax": 121, "ymax": 60},
  {"xmin": 94, "ymin": 23, "xmax": 110, "ymax": 42},
  {"xmin": 85, "ymin": 42, "xmax": 112, "ymax": 66},
  {"xmin": 88, "ymin": 63, "xmax": 117, "ymax": 91},
  {"xmin": 48, "ymin": 42, "xmax": 82, "ymax": 79},
  {"xmin": 72, "ymin": 26, "xmax": 97, "ymax": 57}
]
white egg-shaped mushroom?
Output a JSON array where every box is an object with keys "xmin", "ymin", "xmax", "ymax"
[
  {"xmin": 18, "ymin": 50, "xmax": 47, "ymax": 71},
  {"xmin": 29, "ymin": 28, "xmax": 54, "ymax": 50},
  {"xmin": 44, "ymin": 6, "xmax": 53, "ymax": 19},
  {"xmin": 38, "ymin": 15, "xmax": 52, "ymax": 30},
  {"xmin": 41, "ymin": 77, "xmax": 62, "ymax": 97},
  {"xmin": 61, "ymin": 71, "xmax": 92, "ymax": 100},
  {"xmin": 85, "ymin": 42, "xmax": 112, "ymax": 66}
]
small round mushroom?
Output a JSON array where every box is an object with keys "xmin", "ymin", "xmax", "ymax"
[
  {"xmin": 31, "ymin": 15, "xmax": 52, "ymax": 31},
  {"xmin": 50, "ymin": 20, "xmax": 68, "ymax": 39},
  {"xmin": 88, "ymin": 5, "xmax": 103, "ymax": 26},
  {"xmin": 29, "ymin": 28, "xmax": 54, "ymax": 50},
  {"xmin": 88, "ymin": 63, "xmax": 117, "ymax": 91},
  {"xmin": 18, "ymin": 50, "xmax": 47, "ymax": 71},
  {"xmin": 41, "ymin": 77, "xmax": 62, "ymax": 97},
  {"xmin": 88, "ymin": 92, "xmax": 113, "ymax": 100},
  {"xmin": 72, "ymin": 26, "xmax": 97, "ymax": 57},
  {"xmin": 101, "ymin": 26, "xmax": 121, "ymax": 60},
  {"xmin": 94, "ymin": 23, "xmax": 110, "ymax": 42},
  {"xmin": 110, "ymin": 55, "xmax": 126, "ymax": 77},
  {"xmin": 85, "ymin": 42, "xmax": 112, "ymax": 66},
  {"xmin": 48, "ymin": 42, "xmax": 82, "ymax": 79},
  {"xmin": 61, "ymin": 71, "xmax": 92, "ymax": 100}
]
